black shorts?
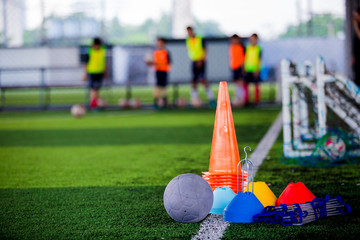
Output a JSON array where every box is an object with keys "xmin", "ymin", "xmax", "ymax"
[
  {"xmin": 244, "ymin": 72, "xmax": 260, "ymax": 83},
  {"xmin": 156, "ymin": 71, "xmax": 168, "ymax": 87},
  {"xmin": 192, "ymin": 61, "xmax": 206, "ymax": 82},
  {"xmin": 88, "ymin": 73, "xmax": 104, "ymax": 90},
  {"xmin": 232, "ymin": 67, "xmax": 243, "ymax": 81}
]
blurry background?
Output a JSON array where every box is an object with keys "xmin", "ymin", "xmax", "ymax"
[{"xmin": 0, "ymin": 0, "xmax": 358, "ymax": 109}]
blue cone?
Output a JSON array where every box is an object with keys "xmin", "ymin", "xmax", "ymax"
[
  {"xmin": 223, "ymin": 192, "xmax": 264, "ymax": 223},
  {"xmin": 210, "ymin": 187, "xmax": 236, "ymax": 214}
]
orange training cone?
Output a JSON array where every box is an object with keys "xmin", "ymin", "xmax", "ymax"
[{"xmin": 209, "ymin": 81, "xmax": 240, "ymax": 174}]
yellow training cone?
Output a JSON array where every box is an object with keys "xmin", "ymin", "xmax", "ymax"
[{"xmin": 245, "ymin": 182, "xmax": 277, "ymax": 207}]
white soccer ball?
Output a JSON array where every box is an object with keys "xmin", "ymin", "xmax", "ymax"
[
  {"xmin": 319, "ymin": 135, "xmax": 346, "ymax": 161},
  {"xmin": 163, "ymin": 173, "xmax": 213, "ymax": 223},
  {"xmin": 191, "ymin": 98, "xmax": 203, "ymax": 108},
  {"xmin": 97, "ymin": 98, "xmax": 108, "ymax": 108},
  {"xmin": 129, "ymin": 98, "xmax": 142, "ymax": 109},
  {"xmin": 71, "ymin": 104, "xmax": 86, "ymax": 118}
]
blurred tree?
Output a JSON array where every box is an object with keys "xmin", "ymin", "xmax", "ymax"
[
  {"xmin": 23, "ymin": 28, "xmax": 41, "ymax": 46},
  {"xmin": 23, "ymin": 13, "xmax": 225, "ymax": 46},
  {"xmin": 156, "ymin": 14, "xmax": 172, "ymax": 38},
  {"xmin": 279, "ymin": 13, "xmax": 344, "ymax": 38},
  {"xmin": 195, "ymin": 20, "xmax": 226, "ymax": 37},
  {"xmin": 108, "ymin": 17, "xmax": 124, "ymax": 44},
  {"xmin": 107, "ymin": 14, "xmax": 224, "ymax": 45}
]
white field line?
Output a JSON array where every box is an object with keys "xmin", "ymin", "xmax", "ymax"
[
  {"xmin": 191, "ymin": 215, "xmax": 229, "ymax": 240},
  {"xmin": 250, "ymin": 112, "xmax": 283, "ymax": 176},
  {"xmin": 191, "ymin": 112, "xmax": 283, "ymax": 240}
]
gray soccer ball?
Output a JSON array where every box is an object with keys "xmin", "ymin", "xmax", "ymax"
[{"xmin": 163, "ymin": 173, "xmax": 214, "ymax": 223}]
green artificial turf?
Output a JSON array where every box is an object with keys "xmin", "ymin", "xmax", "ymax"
[
  {"xmin": 0, "ymin": 107, "xmax": 279, "ymax": 239},
  {"xmin": 1, "ymin": 186, "xmax": 201, "ymax": 240},
  {"xmin": 1, "ymin": 106, "xmax": 358, "ymax": 239}
]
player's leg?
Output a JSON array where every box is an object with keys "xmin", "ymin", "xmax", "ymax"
[
  {"xmin": 154, "ymin": 71, "xmax": 162, "ymax": 108},
  {"xmin": 254, "ymin": 73, "xmax": 261, "ymax": 104},
  {"xmin": 233, "ymin": 68, "xmax": 244, "ymax": 106},
  {"xmin": 243, "ymin": 82, "xmax": 249, "ymax": 105},
  {"xmin": 88, "ymin": 74, "xmax": 95, "ymax": 108},
  {"xmin": 255, "ymin": 83, "xmax": 260, "ymax": 104},
  {"xmin": 191, "ymin": 61, "xmax": 199, "ymax": 100},
  {"xmin": 89, "ymin": 73, "xmax": 103, "ymax": 109},
  {"xmin": 235, "ymin": 80, "xmax": 245, "ymax": 107},
  {"xmin": 153, "ymin": 86, "xmax": 161, "ymax": 107},
  {"xmin": 159, "ymin": 71, "xmax": 168, "ymax": 107},
  {"xmin": 200, "ymin": 78, "xmax": 215, "ymax": 101},
  {"xmin": 198, "ymin": 61, "xmax": 214, "ymax": 102},
  {"xmin": 244, "ymin": 72, "xmax": 251, "ymax": 105},
  {"xmin": 161, "ymin": 87, "xmax": 168, "ymax": 107},
  {"xmin": 162, "ymin": 71, "xmax": 168, "ymax": 107},
  {"xmin": 232, "ymin": 69, "xmax": 238, "ymax": 99},
  {"xmin": 90, "ymin": 89, "xmax": 98, "ymax": 108}
]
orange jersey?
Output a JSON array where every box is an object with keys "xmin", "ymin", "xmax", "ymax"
[
  {"xmin": 153, "ymin": 49, "xmax": 170, "ymax": 72},
  {"xmin": 229, "ymin": 44, "xmax": 245, "ymax": 70}
]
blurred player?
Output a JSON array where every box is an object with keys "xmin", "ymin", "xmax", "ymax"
[
  {"xmin": 145, "ymin": 37, "xmax": 171, "ymax": 109},
  {"xmin": 244, "ymin": 33, "xmax": 262, "ymax": 105},
  {"xmin": 82, "ymin": 37, "xmax": 108, "ymax": 109},
  {"xmin": 229, "ymin": 34, "xmax": 245, "ymax": 106},
  {"xmin": 186, "ymin": 26, "xmax": 215, "ymax": 107}
]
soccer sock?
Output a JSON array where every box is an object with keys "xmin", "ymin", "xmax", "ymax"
[
  {"xmin": 255, "ymin": 84, "xmax": 260, "ymax": 104},
  {"xmin": 243, "ymin": 83, "xmax": 249, "ymax": 104},
  {"xmin": 90, "ymin": 98, "xmax": 98, "ymax": 108},
  {"xmin": 235, "ymin": 85, "xmax": 243, "ymax": 100},
  {"xmin": 191, "ymin": 89, "xmax": 199, "ymax": 100},
  {"xmin": 206, "ymin": 88, "xmax": 215, "ymax": 101},
  {"xmin": 154, "ymin": 98, "xmax": 158, "ymax": 106}
]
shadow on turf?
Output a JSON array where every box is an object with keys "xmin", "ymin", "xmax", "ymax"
[{"xmin": 0, "ymin": 124, "xmax": 268, "ymax": 147}]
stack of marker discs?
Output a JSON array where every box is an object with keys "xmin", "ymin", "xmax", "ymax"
[{"xmin": 202, "ymin": 171, "xmax": 248, "ymax": 194}]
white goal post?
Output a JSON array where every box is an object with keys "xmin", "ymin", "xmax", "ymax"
[{"xmin": 281, "ymin": 56, "xmax": 360, "ymax": 159}]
